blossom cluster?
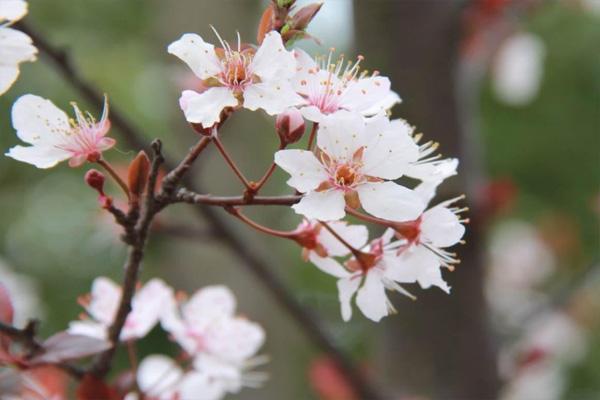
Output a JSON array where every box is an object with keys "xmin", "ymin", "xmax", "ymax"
[{"xmin": 69, "ymin": 278, "xmax": 266, "ymax": 399}]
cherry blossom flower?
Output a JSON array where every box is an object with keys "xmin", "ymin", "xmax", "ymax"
[
  {"xmin": 168, "ymin": 29, "xmax": 304, "ymax": 128},
  {"xmin": 275, "ymin": 111, "xmax": 425, "ymax": 221},
  {"xmin": 292, "ymin": 219, "xmax": 368, "ymax": 261},
  {"xmin": 309, "ymin": 230, "xmax": 417, "ymax": 322},
  {"xmin": 68, "ymin": 277, "xmax": 172, "ymax": 341},
  {"xmin": 6, "ymin": 94, "xmax": 115, "ymax": 168},
  {"xmin": 291, "ymin": 49, "xmax": 400, "ymax": 122},
  {"xmin": 0, "ymin": 0, "xmax": 37, "ymax": 96},
  {"xmin": 392, "ymin": 197, "xmax": 467, "ymax": 293}
]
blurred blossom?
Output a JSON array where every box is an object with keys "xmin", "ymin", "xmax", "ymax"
[
  {"xmin": 0, "ymin": 257, "xmax": 43, "ymax": 325},
  {"xmin": 309, "ymin": 356, "xmax": 357, "ymax": 400},
  {"xmin": 492, "ymin": 32, "xmax": 546, "ymax": 106},
  {"xmin": 485, "ymin": 220, "xmax": 556, "ymax": 326}
]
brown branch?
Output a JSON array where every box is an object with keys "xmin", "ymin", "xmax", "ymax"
[
  {"xmin": 21, "ymin": 21, "xmax": 384, "ymax": 400},
  {"xmin": 173, "ymin": 189, "xmax": 301, "ymax": 206}
]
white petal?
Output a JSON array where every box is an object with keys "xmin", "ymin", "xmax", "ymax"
[
  {"xmin": 179, "ymin": 87, "xmax": 238, "ymax": 127},
  {"xmin": 0, "ymin": 65, "xmax": 18, "ymax": 96},
  {"xmin": 87, "ymin": 277, "xmax": 121, "ymax": 325},
  {"xmin": 317, "ymin": 111, "xmax": 367, "ymax": 162},
  {"xmin": 67, "ymin": 321, "xmax": 107, "ymax": 340},
  {"xmin": 362, "ymin": 90, "xmax": 401, "ymax": 116},
  {"xmin": 250, "ymin": 31, "xmax": 296, "ymax": 81},
  {"xmin": 204, "ymin": 317, "xmax": 265, "ymax": 363},
  {"xmin": 299, "ymin": 105, "xmax": 326, "ymax": 123},
  {"xmin": 243, "ymin": 80, "xmax": 305, "ymax": 116},
  {"xmin": 308, "ymin": 253, "xmax": 351, "ymax": 279},
  {"xmin": 11, "ymin": 94, "xmax": 70, "ymax": 144},
  {"xmin": 123, "ymin": 279, "xmax": 172, "ymax": 340},
  {"xmin": 159, "ymin": 294, "xmax": 192, "ymax": 350},
  {"xmin": 405, "ymin": 158, "xmax": 458, "ymax": 182},
  {"xmin": 340, "ymin": 76, "xmax": 396, "ymax": 115},
  {"xmin": 356, "ymin": 269, "xmax": 390, "ymax": 322},
  {"xmin": 337, "ymin": 276, "xmax": 361, "ymax": 322},
  {"xmin": 292, "ymin": 190, "xmax": 346, "ymax": 221},
  {"xmin": 0, "ymin": 27, "xmax": 37, "ymax": 65},
  {"xmin": 383, "ymin": 253, "xmax": 419, "ymax": 283},
  {"xmin": 5, "ymin": 144, "xmax": 71, "ymax": 169},
  {"xmin": 0, "ymin": 0, "xmax": 27, "ymax": 22},
  {"xmin": 137, "ymin": 355, "xmax": 183, "ymax": 397},
  {"xmin": 361, "ymin": 114, "xmax": 420, "ymax": 180},
  {"xmin": 356, "ymin": 182, "xmax": 425, "ymax": 222},
  {"xmin": 421, "ymin": 205, "xmax": 465, "ymax": 248},
  {"xmin": 400, "ymin": 246, "xmax": 450, "ymax": 293},
  {"xmin": 193, "ymin": 354, "xmax": 243, "ymax": 392},
  {"xmin": 317, "ymin": 221, "xmax": 369, "ymax": 257},
  {"xmin": 183, "ymin": 285, "xmax": 237, "ymax": 325},
  {"xmin": 274, "ymin": 149, "xmax": 328, "ymax": 193},
  {"xmin": 178, "ymin": 371, "xmax": 226, "ymax": 400},
  {"xmin": 167, "ymin": 33, "xmax": 221, "ymax": 80},
  {"xmin": 413, "ymin": 180, "xmax": 442, "ymax": 205}
]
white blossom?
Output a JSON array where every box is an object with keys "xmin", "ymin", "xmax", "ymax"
[
  {"xmin": 275, "ymin": 111, "xmax": 424, "ymax": 222},
  {"xmin": 168, "ymin": 29, "xmax": 304, "ymax": 128},
  {"xmin": 0, "ymin": 0, "xmax": 37, "ymax": 95},
  {"xmin": 292, "ymin": 49, "xmax": 400, "ymax": 122},
  {"xmin": 68, "ymin": 277, "xmax": 172, "ymax": 341},
  {"xmin": 6, "ymin": 94, "xmax": 115, "ymax": 168},
  {"xmin": 292, "ymin": 219, "xmax": 369, "ymax": 260}
]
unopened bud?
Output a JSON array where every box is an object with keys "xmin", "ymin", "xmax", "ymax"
[
  {"xmin": 291, "ymin": 3, "xmax": 322, "ymax": 31},
  {"xmin": 276, "ymin": 108, "xmax": 305, "ymax": 145},
  {"xmin": 276, "ymin": 0, "xmax": 296, "ymax": 8},
  {"xmin": 257, "ymin": 3, "xmax": 275, "ymax": 44},
  {"xmin": 128, "ymin": 151, "xmax": 151, "ymax": 201},
  {"xmin": 85, "ymin": 169, "xmax": 106, "ymax": 193}
]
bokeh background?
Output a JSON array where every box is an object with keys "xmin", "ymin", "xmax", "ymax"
[{"xmin": 0, "ymin": 0, "xmax": 599, "ymax": 399}]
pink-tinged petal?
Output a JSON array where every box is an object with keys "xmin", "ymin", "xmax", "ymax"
[
  {"xmin": 179, "ymin": 87, "xmax": 238, "ymax": 128},
  {"xmin": 68, "ymin": 154, "xmax": 87, "ymax": 168},
  {"xmin": 362, "ymin": 90, "xmax": 401, "ymax": 116},
  {"xmin": 97, "ymin": 137, "xmax": 116, "ymax": 152},
  {"xmin": 137, "ymin": 355, "xmax": 183, "ymax": 397},
  {"xmin": 11, "ymin": 94, "xmax": 70, "ymax": 144},
  {"xmin": 5, "ymin": 144, "xmax": 71, "ymax": 169},
  {"xmin": 317, "ymin": 221, "xmax": 369, "ymax": 257},
  {"xmin": 167, "ymin": 33, "xmax": 221, "ymax": 80},
  {"xmin": 292, "ymin": 190, "xmax": 346, "ymax": 221},
  {"xmin": 308, "ymin": 253, "xmax": 352, "ymax": 279},
  {"xmin": 122, "ymin": 279, "xmax": 172, "ymax": 340},
  {"xmin": 0, "ymin": 0, "xmax": 27, "ymax": 22},
  {"xmin": 337, "ymin": 276, "xmax": 361, "ymax": 322},
  {"xmin": 361, "ymin": 115, "xmax": 420, "ymax": 180},
  {"xmin": 291, "ymin": 50, "xmax": 321, "ymax": 96},
  {"xmin": 299, "ymin": 105, "xmax": 326, "ymax": 123},
  {"xmin": 204, "ymin": 317, "xmax": 265, "ymax": 363},
  {"xmin": 421, "ymin": 205, "xmax": 465, "ymax": 248},
  {"xmin": 243, "ymin": 80, "xmax": 305, "ymax": 116},
  {"xmin": 274, "ymin": 149, "xmax": 328, "ymax": 193},
  {"xmin": 356, "ymin": 269, "xmax": 389, "ymax": 322},
  {"xmin": 178, "ymin": 370, "xmax": 226, "ymax": 400},
  {"xmin": 67, "ymin": 321, "xmax": 107, "ymax": 340},
  {"xmin": 87, "ymin": 277, "xmax": 121, "ymax": 325},
  {"xmin": 250, "ymin": 31, "xmax": 296, "ymax": 81},
  {"xmin": 183, "ymin": 285, "xmax": 237, "ymax": 326},
  {"xmin": 340, "ymin": 76, "xmax": 395, "ymax": 115},
  {"xmin": 317, "ymin": 111, "xmax": 368, "ymax": 162},
  {"xmin": 356, "ymin": 182, "xmax": 425, "ymax": 222},
  {"xmin": 0, "ymin": 65, "xmax": 19, "ymax": 96}
]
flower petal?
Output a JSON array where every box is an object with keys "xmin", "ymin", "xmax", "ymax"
[
  {"xmin": 243, "ymin": 80, "xmax": 305, "ymax": 116},
  {"xmin": 123, "ymin": 279, "xmax": 172, "ymax": 341},
  {"xmin": 337, "ymin": 276, "xmax": 361, "ymax": 322},
  {"xmin": 317, "ymin": 221, "xmax": 369, "ymax": 257},
  {"xmin": 356, "ymin": 269, "xmax": 389, "ymax": 322},
  {"xmin": 67, "ymin": 321, "xmax": 107, "ymax": 340},
  {"xmin": 405, "ymin": 158, "xmax": 458, "ymax": 182},
  {"xmin": 356, "ymin": 181, "xmax": 425, "ymax": 222},
  {"xmin": 178, "ymin": 370, "xmax": 226, "ymax": 400},
  {"xmin": 292, "ymin": 190, "xmax": 346, "ymax": 221},
  {"xmin": 399, "ymin": 246, "xmax": 450, "ymax": 293},
  {"xmin": 308, "ymin": 253, "xmax": 352, "ymax": 279},
  {"xmin": 5, "ymin": 144, "xmax": 70, "ymax": 169},
  {"xmin": 340, "ymin": 76, "xmax": 397, "ymax": 115},
  {"xmin": 250, "ymin": 31, "xmax": 296, "ymax": 81},
  {"xmin": 204, "ymin": 317, "xmax": 265, "ymax": 363},
  {"xmin": 421, "ymin": 205, "xmax": 465, "ymax": 248},
  {"xmin": 137, "ymin": 355, "xmax": 183, "ymax": 397},
  {"xmin": 167, "ymin": 33, "xmax": 221, "ymax": 80},
  {"xmin": 87, "ymin": 277, "xmax": 121, "ymax": 325},
  {"xmin": 179, "ymin": 88, "xmax": 238, "ymax": 128},
  {"xmin": 317, "ymin": 111, "xmax": 367, "ymax": 162},
  {"xmin": 0, "ymin": 0, "xmax": 27, "ymax": 22},
  {"xmin": 11, "ymin": 94, "xmax": 70, "ymax": 144},
  {"xmin": 274, "ymin": 149, "xmax": 328, "ymax": 193},
  {"xmin": 361, "ymin": 114, "xmax": 420, "ymax": 180},
  {"xmin": 183, "ymin": 285, "xmax": 237, "ymax": 326},
  {"xmin": 0, "ymin": 65, "xmax": 19, "ymax": 96}
]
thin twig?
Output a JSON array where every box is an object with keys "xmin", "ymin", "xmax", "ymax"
[
  {"xmin": 212, "ymin": 135, "xmax": 252, "ymax": 190},
  {"xmin": 174, "ymin": 189, "xmax": 301, "ymax": 206}
]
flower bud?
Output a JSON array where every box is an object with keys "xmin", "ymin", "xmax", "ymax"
[
  {"xmin": 85, "ymin": 169, "xmax": 106, "ymax": 194},
  {"xmin": 291, "ymin": 3, "xmax": 322, "ymax": 31},
  {"xmin": 128, "ymin": 151, "xmax": 151, "ymax": 201},
  {"xmin": 276, "ymin": 108, "xmax": 305, "ymax": 145}
]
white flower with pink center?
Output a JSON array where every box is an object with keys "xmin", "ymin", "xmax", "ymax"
[
  {"xmin": 5, "ymin": 94, "xmax": 115, "ymax": 168},
  {"xmin": 168, "ymin": 29, "xmax": 305, "ymax": 128},
  {"xmin": 68, "ymin": 277, "xmax": 172, "ymax": 341},
  {"xmin": 391, "ymin": 197, "xmax": 467, "ymax": 294},
  {"xmin": 0, "ymin": 0, "xmax": 37, "ymax": 96},
  {"xmin": 161, "ymin": 285, "xmax": 265, "ymax": 363},
  {"xmin": 291, "ymin": 49, "xmax": 400, "ymax": 122},
  {"xmin": 309, "ymin": 229, "xmax": 416, "ymax": 322},
  {"xmin": 275, "ymin": 111, "xmax": 425, "ymax": 222},
  {"xmin": 292, "ymin": 219, "xmax": 369, "ymax": 261}
]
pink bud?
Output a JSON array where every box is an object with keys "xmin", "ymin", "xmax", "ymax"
[
  {"xmin": 85, "ymin": 169, "xmax": 106, "ymax": 194},
  {"xmin": 276, "ymin": 108, "xmax": 305, "ymax": 145}
]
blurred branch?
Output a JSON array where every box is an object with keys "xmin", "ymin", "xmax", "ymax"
[
  {"xmin": 20, "ymin": 21, "xmax": 384, "ymax": 399},
  {"xmin": 173, "ymin": 189, "xmax": 300, "ymax": 206},
  {"xmin": 0, "ymin": 320, "xmax": 85, "ymax": 379}
]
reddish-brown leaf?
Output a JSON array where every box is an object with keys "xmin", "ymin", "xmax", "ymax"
[
  {"xmin": 127, "ymin": 150, "xmax": 151, "ymax": 201},
  {"xmin": 257, "ymin": 3, "xmax": 275, "ymax": 44}
]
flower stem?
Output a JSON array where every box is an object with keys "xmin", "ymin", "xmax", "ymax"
[
  {"xmin": 306, "ymin": 122, "xmax": 319, "ymax": 151},
  {"xmin": 213, "ymin": 135, "xmax": 252, "ymax": 190},
  {"xmin": 227, "ymin": 207, "xmax": 296, "ymax": 239},
  {"xmin": 97, "ymin": 158, "xmax": 131, "ymax": 201}
]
